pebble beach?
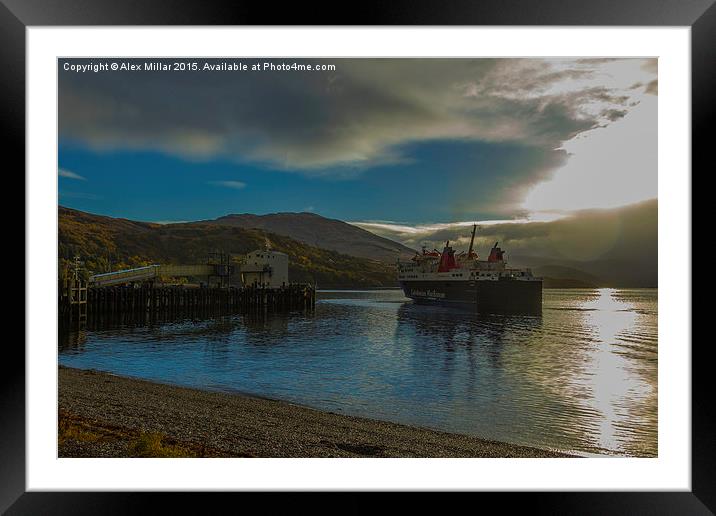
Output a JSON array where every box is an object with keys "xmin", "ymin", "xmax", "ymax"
[{"xmin": 58, "ymin": 366, "xmax": 573, "ymax": 458}]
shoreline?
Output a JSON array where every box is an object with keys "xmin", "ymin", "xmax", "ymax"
[{"xmin": 59, "ymin": 366, "xmax": 573, "ymax": 458}]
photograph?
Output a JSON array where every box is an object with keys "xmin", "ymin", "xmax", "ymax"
[
  {"xmin": 56, "ymin": 56, "xmax": 659, "ymax": 460},
  {"xmin": 0, "ymin": 0, "xmax": 708, "ymax": 504}
]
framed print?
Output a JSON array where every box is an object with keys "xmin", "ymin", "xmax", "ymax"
[{"xmin": 4, "ymin": 0, "xmax": 710, "ymax": 512}]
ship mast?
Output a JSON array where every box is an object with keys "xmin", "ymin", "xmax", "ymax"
[{"xmin": 468, "ymin": 224, "xmax": 477, "ymax": 257}]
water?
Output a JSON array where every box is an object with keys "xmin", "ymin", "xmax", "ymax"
[{"xmin": 59, "ymin": 288, "xmax": 658, "ymax": 457}]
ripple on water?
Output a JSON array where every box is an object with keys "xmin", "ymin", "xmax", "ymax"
[{"xmin": 59, "ymin": 288, "xmax": 658, "ymax": 457}]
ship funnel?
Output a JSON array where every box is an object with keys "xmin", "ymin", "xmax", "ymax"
[
  {"xmin": 438, "ymin": 241, "xmax": 457, "ymax": 272},
  {"xmin": 488, "ymin": 242, "xmax": 505, "ymax": 263}
]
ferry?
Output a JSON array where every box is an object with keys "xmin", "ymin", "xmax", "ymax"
[{"xmin": 397, "ymin": 225, "xmax": 542, "ymax": 313}]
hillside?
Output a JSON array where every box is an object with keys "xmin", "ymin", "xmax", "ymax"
[
  {"xmin": 58, "ymin": 207, "xmax": 397, "ymax": 288},
  {"xmin": 208, "ymin": 212, "xmax": 415, "ymax": 262},
  {"xmin": 510, "ymin": 255, "xmax": 655, "ymax": 289}
]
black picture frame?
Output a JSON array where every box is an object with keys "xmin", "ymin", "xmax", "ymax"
[{"xmin": 4, "ymin": 0, "xmax": 708, "ymax": 512}]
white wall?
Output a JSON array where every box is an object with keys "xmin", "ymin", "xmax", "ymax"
[{"xmin": 242, "ymin": 251, "xmax": 289, "ymax": 288}]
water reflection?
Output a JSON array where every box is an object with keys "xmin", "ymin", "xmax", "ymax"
[
  {"xmin": 59, "ymin": 328, "xmax": 88, "ymax": 352},
  {"xmin": 58, "ymin": 288, "xmax": 657, "ymax": 457},
  {"xmin": 572, "ymin": 289, "xmax": 657, "ymax": 456},
  {"xmin": 396, "ymin": 303, "xmax": 543, "ymax": 367}
]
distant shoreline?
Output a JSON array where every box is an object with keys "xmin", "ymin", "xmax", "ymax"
[
  {"xmin": 317, "ymin": 286, "xmax": 657, "ymax": 291},
  {"xmin": 58, "ymin": 366, "xmax": 573, "ymax": 458}
]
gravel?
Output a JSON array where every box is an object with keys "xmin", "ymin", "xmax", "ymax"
[{"xmin": 58, "ymin": 366, "xmax": 573, "ymax": 458}]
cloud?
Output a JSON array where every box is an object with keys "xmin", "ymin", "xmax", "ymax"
[
  {"xmin": 59, "ymin": 58, "xmax": 655, "ymax": 173},
  {"xmin": 58, "ymin": 168, "xmax": 85, "ymax": 180},
  {"xmin": 208, "ymin": 180, "xmax": 246, "ymax": 190},
  {"xmin": 59, "ymin": 58, "xmax": 657, "ymax": 219},
  {"xmin": 352, "ymin": 199, "xmax": 657, "ymax": 285},
  {"xmin": 523, "ymin": 94, "xmax": 656, "ymax": 212}
]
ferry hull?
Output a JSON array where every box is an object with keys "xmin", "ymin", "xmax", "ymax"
[{"xmin": 400, "ymin": 279, "xmax": 542, "ymax": 314}]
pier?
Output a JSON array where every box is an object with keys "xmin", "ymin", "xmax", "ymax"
[
  {"xmin": 59, "ymin": 280, "xmax": 316, "ymax": 325},
  {"xmin": 59, "ymin": 252, "xmax": 316, "ymax": 325}
]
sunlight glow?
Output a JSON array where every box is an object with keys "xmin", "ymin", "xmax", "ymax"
[
  {"xmin": 523, "ymin": 94, "xmax": 657, "ymax": 213},
  {"xmin": 573, "ymin": 289, "xmax": 655, "ymax": 454}
]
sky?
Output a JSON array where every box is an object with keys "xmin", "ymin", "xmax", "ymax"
[{"xmin": 58, "ymin": 57, "xmax": 657, "ymax": 244}]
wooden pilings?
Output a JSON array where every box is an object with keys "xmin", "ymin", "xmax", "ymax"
[{"xmin": 59, "ymin": 283, "xmax": 316, "ymax": 323}]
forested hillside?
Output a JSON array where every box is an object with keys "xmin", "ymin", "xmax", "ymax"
[{"xmin": 58, "ymin": 207, "xmax": 397, "ymax": 288}]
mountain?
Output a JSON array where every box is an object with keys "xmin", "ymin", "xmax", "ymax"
[
  {"xmin": 207, "ymin": 212, "xmax": 415, "ymax": 262},
  {"xmin": 58, "ymin": 207, "xmax": 397, "ymax": 288},
  {"xmin": 531, "ymin": 265, "xmax": 600, "ymax": 289}
]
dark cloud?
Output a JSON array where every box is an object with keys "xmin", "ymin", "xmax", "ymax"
[
  {"xmin": 603, "ymin": 109, "xmax": 629, "ymax": 121},
  {"xmin": 59, "ymin": 58, "xmax": 649, "ymax": 172},
  {"xmin": 645, "ymin": 79, "xmax": 658, "ymax": 95}
]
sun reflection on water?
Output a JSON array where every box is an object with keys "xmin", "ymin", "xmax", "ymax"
[{"xmin": 575, "ymin": 288, "xmax": 655, "ymax": 454}]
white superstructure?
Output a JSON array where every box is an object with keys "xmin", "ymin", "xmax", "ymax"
[{"xmin": 240, "ymin": 249, "xmax": 289, "ymax": 288}]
